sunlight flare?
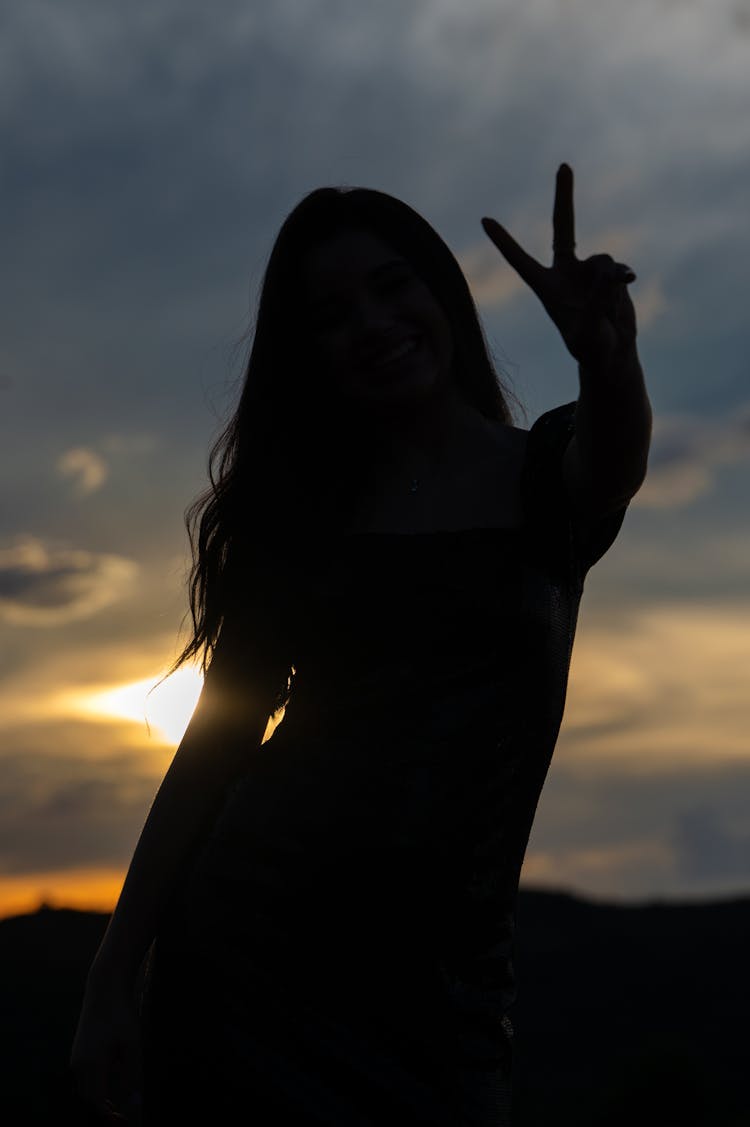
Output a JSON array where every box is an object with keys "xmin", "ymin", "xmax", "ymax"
[{"xmin": 80, "ymin": 666, "xmax": 204, "ymax": 745}]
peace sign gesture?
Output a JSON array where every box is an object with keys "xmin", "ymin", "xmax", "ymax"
[{"xmin": 482, "ymin": 164, "xmax": 638, "ymax": 372}]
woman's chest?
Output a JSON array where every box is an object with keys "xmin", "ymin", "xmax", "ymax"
[
  {"xmin": 288, "ymin": 532, "xmax": 541, "ymax": 686},
  {"xmin": 345, "ymin": 433, "xmax": 527, "ymax": 536}
]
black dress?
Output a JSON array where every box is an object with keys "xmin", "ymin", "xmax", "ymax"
[{"xmin": 142, "ymin": 402, "xmax": 628, "ymax": 1126}]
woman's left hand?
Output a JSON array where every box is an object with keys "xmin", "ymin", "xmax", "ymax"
[{"xmin": 482, "ymin": 163, "xmax": 637, "ymax": 371}]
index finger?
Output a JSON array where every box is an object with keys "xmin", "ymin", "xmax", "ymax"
[
  {"xmin": 552, "ymin": 163, "xmax": 576, "ymax": 263},
  {"xmin": 481, "ymin": 217, "xmax": 546, "ymax": 294}
]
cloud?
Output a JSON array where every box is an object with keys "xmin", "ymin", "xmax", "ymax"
[
  {"xmin": 526, "ymin": 600, "xmax": 750, "ymax": 896},
  {"xmin": 522, "ymin": 838, "xmax": 676, "ymax": 901},
  {"xmin": 459, "ymin": 242, "xmax": 526, "ymax": 310},
  {"xmin": 636, "ymin": 403, "xmax": 750, "ymax": 507},
  {"xmin": 522, "ymin": 757, "xmax": 750, "ymax": 900},
  {"xmin": 596, "ymin": 526, "xmax": 750, "ymax": 602},
  {"xmin": 56, "ymin": 446, "xmax": 108, "ymax": 495},
  {"xmin": 0, "ymin": 598, "xmax": 747, "ymax": 905},
  {"xmin": 561, "ymin": 602, "xmax": 750, "ymax": 767},
  {"xmin": 100, "ymin": 432, "xmax": 159, "ymax": 456},
  {"xmin": 0, "ymin": 536, "xmax": 138, "ymax": 625},
  {"xmin": 0, "ymin": 622, "xmax": 192, "ymax": 735},
  {"xmin": 734, "ymin": 0, "xmax": 750, "ymax": 34},
  {"xmin": 0, "ymin": 732, "xmax": 159, "ymax": 876},
  {"xmin": 632, "ymin": 276, "xmax": 668, "ymax": 330},
  {"xmin": 673, "ymin": 803, "xmax": 750, "ymax": 884}
]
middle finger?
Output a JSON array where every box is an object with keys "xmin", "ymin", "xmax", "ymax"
[{"xmin": 552, "ymin": 163, "xmax": 576, "ymax": 264}]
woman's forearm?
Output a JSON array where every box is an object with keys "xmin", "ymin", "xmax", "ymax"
[{"xmin": 567, "ymin": 344, "xmax": 653, "ymax": 513}]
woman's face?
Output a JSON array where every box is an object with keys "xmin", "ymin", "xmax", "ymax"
[{"xmin": 302, "ymin": 227, "xmax": 455, "ymax": 411}]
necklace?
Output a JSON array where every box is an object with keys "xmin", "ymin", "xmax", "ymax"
[{"xmin": 410, "ymin": 477, "xmax": 420, "ymax": 493}]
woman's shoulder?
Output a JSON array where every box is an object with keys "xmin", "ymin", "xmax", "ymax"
[
  {"xmin": 490, "ymin": 403, "xmax": 577, "ymax": 489},
  {"xmin": 487, "ymin": 403, "xmax": 577, "ymax": 448}
]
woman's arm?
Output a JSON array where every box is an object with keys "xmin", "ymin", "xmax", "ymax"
[
  {"xmin": 564, "ymin": 344, "xmax": 652, "ymax": 517},
  {"xmin": 88, "ymin": 661, "xmax": 274, "ymax": 983},
  {"xmin": 70, "ymin": 640, "xmax": 281, "ymax": 1121},
  {"xmin": 482, "ymin": 162, "xmax": 652, "ymax": 515}
]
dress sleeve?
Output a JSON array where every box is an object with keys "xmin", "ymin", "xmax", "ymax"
[{"xmin": 520, "ymin": 400, "xmax": 629, "ymax": 575}]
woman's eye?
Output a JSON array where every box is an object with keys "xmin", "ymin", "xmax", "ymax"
[{"xmin": 376, "ymin": 270, "xmax": 412, "ymax": 294}]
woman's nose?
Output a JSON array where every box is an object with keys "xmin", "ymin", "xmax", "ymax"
[{"xmin": 347, "ymin": 293, "xmax": 392, "ymax": 335}]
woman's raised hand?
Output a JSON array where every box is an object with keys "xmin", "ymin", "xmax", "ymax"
[{"xmin": 481, "ymin": 163, "xmax": 638, "ymax": 371}]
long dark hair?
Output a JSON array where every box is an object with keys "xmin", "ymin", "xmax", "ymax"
[{"xmin": 174, "ymin": 187, "xmax": 516, "ymax": 694}]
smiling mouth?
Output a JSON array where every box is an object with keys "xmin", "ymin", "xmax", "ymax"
[{"xmin": 366, "ymin": 336, "xmax": 421, "ymax": 372}]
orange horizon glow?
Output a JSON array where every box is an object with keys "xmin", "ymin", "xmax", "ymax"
[{"xmin": 0, "ymin": 866, "xmax": 123, "ymax": 922}]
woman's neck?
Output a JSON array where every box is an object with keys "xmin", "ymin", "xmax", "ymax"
[{"xmin": 362, "ymin": 383, "xmax": 499, "ymax": 485}]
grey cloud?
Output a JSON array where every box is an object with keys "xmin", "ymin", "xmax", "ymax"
[
  {"xmin": 527, "ymin": 760, "xmax": 750, "ymax": 900},
  {"xmin": 2, "ymin": 715, "xmax": 748, "ymax": 901},
  {"xmin": 458, "ymin": 242, "xmax": 526, "ymax": 310},
  {"xmin": 56, "ymin": 446, "xmax": 108, "ymax": 496},
  {"xmin": 0, "ymin": 730, "xmax": 158, "ymax": 875},
  {"xmin": 0, "ymin": 536, "xmax": 138, "ymax": 625},
  {"xmin": 2, "ymin": 0, "xmax": 748, "ymax": 437},
  {"xmin": 734, "ymin": 0, "xmax": 750, "ymax": 33},
  {"xmin": 673, "ymin": 804, "xmax": 750, "ymax": 884},
  {"xmin": 0, "ymin": 0, "xmax": 450, "ymax": 438},
  {"xmin": 637, "ymin": 404, "xmax": 750, "ymax": 507},
  {"xmin": 100, "ymin": 433, "xmax": 159, "ymax": 456}
]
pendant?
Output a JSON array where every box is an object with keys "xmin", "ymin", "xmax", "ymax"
[{"xmin": 410, "ymin": 477, "xmax": 419, "ymax": 493}]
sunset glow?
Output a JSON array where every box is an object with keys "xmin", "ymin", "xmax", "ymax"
[
  {"xmin": 79, "ymin": 667, "xmax": 204, "ymax": 746},
  {"xmin": 2, "ymin": 0, "xmax": 749, "ymax": 923},
  {"xmin": 0, "ymin": 867, "xmax": 125, "ymax": 921}
]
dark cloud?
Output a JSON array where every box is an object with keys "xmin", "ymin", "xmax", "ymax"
[
  {"xmin": 527, "ymin": 759, "xmax": 750, "ymax": 899},
  {"xmin": 0, "ymin": 724, "xmax": 161, "ymax": 875},
  {"xmin": 673, "ymin": 804, "xmax": 750, "ymax": 884},
  {"xmin": 0, "ymin": 0, "xmax": 459, "ymax": 450},
  {"xmin": 0, "ymin": 536, "xmax": 137, "ymax": 625},
  {"xmin": 636, "ymin": 403, "xmax": 750, "ymax": 508},
  {"xmin": 1, "ymin": 0, "xmax": 748, "ymax": 449}
]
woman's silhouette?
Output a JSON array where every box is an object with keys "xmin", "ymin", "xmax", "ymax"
[{"xmin": 70, "ymin": 165, "xmax": 651, "ymax": 1125}]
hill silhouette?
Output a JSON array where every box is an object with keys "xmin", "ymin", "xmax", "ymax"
[{"xmin": 1, "ymin": 889, "xmax": 747, "ymax": 1125}]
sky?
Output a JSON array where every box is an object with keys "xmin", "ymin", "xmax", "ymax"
[{"xmin": 1, "ymin": 0, "xmax": 749, "ymax": 918}]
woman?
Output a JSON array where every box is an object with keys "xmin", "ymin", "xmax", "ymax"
[{"xmin": 70, "ymin": 164, "xmax": 651, "ymax": 1125}]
